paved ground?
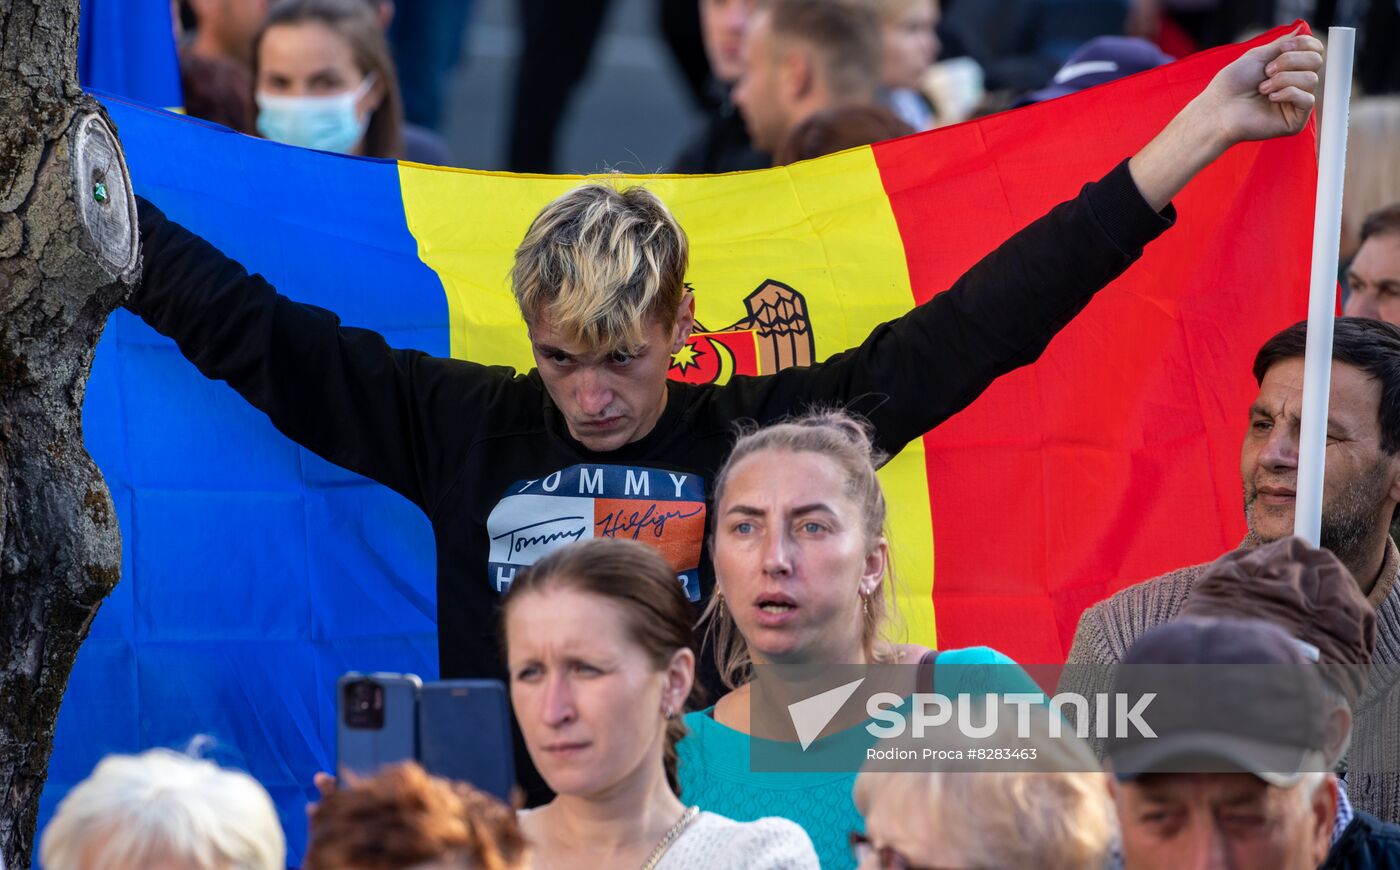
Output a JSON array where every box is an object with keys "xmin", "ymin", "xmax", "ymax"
[{"xmin": 438, "ymin": 0, "xmax": 705, "ymax": 174}]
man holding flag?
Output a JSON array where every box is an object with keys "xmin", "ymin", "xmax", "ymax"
[
  {"xmin": 1064, "ymin": 317, "xmax": 1400, "ymax": 825},
  {"xmin": 128, "ymin": 24, "xmax": 1321, "ymax": 798}
]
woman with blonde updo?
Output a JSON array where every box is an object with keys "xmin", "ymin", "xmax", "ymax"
[{"xmin": 678, "ymin": 410, "xmax": 1035, "ymax": 870}]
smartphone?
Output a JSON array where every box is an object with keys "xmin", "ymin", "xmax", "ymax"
[
  {"xmin": 418, "ymin": 679, "xmax": 515, "ymax": 803},
  {"xmin": 336, "ymin": 672, "xmax": 421, "ymax": 781}
]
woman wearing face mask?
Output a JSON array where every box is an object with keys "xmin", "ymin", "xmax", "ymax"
[
  {"xmin": 253, "ymin": 0, "xmax": 448, "ymax": 163},
  {"xmin": 501, "ymin": 538, "xmax": 819, "ymax": 870},
  {"xmin": 679, "ymin": 411, "xmax": 1037, "ymax": 870}
]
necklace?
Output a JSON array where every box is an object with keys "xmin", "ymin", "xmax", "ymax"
[{"xmin": 639, "ymin": 805, "xmax": 699, "ymax": 870}]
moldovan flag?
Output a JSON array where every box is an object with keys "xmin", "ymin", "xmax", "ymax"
[{"xmin": 52, "ymin": 25, "xmax": 1314, "ymax": 855}]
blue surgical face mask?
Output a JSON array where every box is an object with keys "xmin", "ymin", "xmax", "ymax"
[{"xmin": 256, "ymin": 73, "xmax": 377, "ymax": 154}]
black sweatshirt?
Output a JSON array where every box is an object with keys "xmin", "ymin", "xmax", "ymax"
[{"xmin": 132, "ymin": 160, "xmax": 1170, "ymax": 789}]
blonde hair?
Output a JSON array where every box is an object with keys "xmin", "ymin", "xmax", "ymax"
[
  {"xmin": 511, "ymin": 184, "xmax": 689, "ymax": 353},
  {"xmin": 854, "ymin": 701, "xmax": 1115, "ymax": 870},
  {"xmin": 1341, "ymin": 97, "xmax": 1400, "ymax": 259},
  {"xmin": 854, "ymin": 769, "xmax": 1115, "ymax": 869},
  {"xmin": 702, "ymin": 410, "xmax": 899, "ymax": 688},
  {"xmin": 39, "ymin": 748, "xmax": 285, "ymax": 870}
]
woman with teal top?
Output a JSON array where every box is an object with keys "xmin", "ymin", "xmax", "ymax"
[{"xmin": 676, "ymin": 411, "xmax": 1037, "ymax": 869}]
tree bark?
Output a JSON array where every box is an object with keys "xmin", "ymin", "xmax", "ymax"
[{"xmin": 1, "ymin": 0, "xmax": 138, "ymax": 866}]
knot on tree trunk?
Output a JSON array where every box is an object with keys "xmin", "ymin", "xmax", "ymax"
[{"xmin": 1, "ymin": 49, "xmax": 140, "ymax": 862}]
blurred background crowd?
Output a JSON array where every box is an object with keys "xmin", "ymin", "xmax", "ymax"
[{"xmin": 162, "ymin": 0, "xmax": 1396, "ymax": 170}]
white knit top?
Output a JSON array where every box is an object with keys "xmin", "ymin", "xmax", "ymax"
[{"xmin": 653, "ymin": 811, "xmax": 819, "ymax": 869}]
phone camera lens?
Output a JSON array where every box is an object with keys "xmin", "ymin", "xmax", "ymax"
[{"xmin": 344, "ymin": 679, "xmax": 385, "ymax": 730}]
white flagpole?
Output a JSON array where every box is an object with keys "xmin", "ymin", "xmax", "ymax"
[{"xmin": 1294, "ymin": 27, "xmax": 1355, "ymax": 546}]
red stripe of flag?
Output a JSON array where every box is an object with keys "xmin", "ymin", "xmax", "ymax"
[{"xmin": 873, "ymin": 24, "xmax": 1318, "ymax": 662}]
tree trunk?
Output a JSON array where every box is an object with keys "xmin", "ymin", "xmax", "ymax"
[{"xmin": 1, "ymin": 0, "xmax": 138, "ymax": 866}]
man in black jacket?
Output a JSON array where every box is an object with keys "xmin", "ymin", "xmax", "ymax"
[
  {"xmin": 132, "ymin": 29, "xmax": 1321, "ymax": 796},
  {"xmin": 1327, "ymin": 810, "xmax": 1400, "ymax": 869}
]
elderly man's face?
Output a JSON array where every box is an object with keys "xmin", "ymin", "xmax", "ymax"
[
  {"xmin": 1343, "ymin": 232, "xmax": 1400, "ymax": 325},
  {"xmin": 1115, "ymin": 773, "xmax": 1334, "ymax": 870},
  {"xmin": 1241, "ymin": 358, "xmax": 1400, "ymax": 565}
]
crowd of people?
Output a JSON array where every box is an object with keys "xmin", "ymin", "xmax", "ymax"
[
  {"xmin": 172, "ymin": 0, "xmax": 1400, "ymax": 167},
  {"xmin": 41, "ymin": 346, "xmax": 1400, "ymax": 867},
  {"xmin": 30, "ymin": 0, "xmax": 1400, "ymax": 867}
]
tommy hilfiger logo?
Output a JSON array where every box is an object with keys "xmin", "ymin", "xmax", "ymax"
[{"xmin": 486, "ymin": 464, "xmax": 705, "ymax": 599}]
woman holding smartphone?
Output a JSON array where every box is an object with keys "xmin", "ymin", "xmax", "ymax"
[
  {"xmin": 679, "ymin": 411, "xmax": 1036, "ymax": 869},
  {"xmin": 501, "ymin": 538, "xmax": 818, "ymax": 869}
]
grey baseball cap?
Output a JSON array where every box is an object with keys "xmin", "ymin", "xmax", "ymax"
[{"xmin": 1106, "ymin": 617, "xmax": 1331, "ymax": 786}]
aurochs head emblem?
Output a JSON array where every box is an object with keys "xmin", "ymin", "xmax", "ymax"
[{"xmin": 668, "ymin": 280, "xmax": 815, "ymax": 384}]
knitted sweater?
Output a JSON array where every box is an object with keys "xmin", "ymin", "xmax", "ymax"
[
  {"xmin": 1061, "ymin": 537, "xmax": 1400, "ymax": 823},
  {"xmin": 655, "ymin": 812, "xmax": 819, "ymax": 869}
]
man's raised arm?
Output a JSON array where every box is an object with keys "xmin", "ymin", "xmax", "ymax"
[
  {"xmin": 1129, "ymin": 29, "xmax": 1323, "ymax": 211},
  {"xmin": 734, "ymin": 30, "xmax": 1324, "ymax": 456},
  {"xmin": 131, "ymin": 198, "xmax": 507, "ymax": 513}
]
